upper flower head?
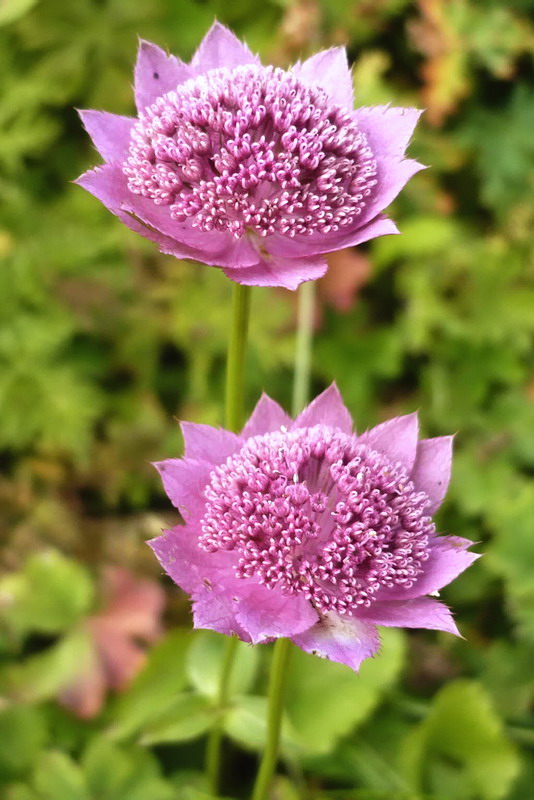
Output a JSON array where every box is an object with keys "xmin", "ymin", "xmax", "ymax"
[
  {"xmin": 76, "ymin": 23, "xmax": 423, "ymax": 290},
  {"xmin": 150, "ymin": 386, "xmax": 478, "ymax": 670}
]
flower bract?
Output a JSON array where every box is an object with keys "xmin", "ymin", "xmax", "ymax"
[
  {"xmin": 76, "ymin": 23, "xmax": 423, "ymax": 289},
  {"xmin": 150, "ymin": 386, "xmax": 478, "ymax": 670}
]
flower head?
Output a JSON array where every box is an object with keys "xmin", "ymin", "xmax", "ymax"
[
  {"xmin": 150, "ymin": 386, "xmax": 478, "ymax": 670},
  {"xmin": 76, "ymin": 23, "xmax": 423, "ymax": 290}
]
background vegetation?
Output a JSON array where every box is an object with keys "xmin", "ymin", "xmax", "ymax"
[{"xmin": 1, "ymin": 0, "xmax": 533, "ymax": 798}]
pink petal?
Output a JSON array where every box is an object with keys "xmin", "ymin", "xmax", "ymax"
[
  {"xmin": 376, "ymin": 536, "xmax": 480, "ymax": 602},
  {"xmin": 223, "ymin": 253, "xmax": 328, "ymax": 290},
  {"xmin": 117, "ymin": 182, "xmax": 259, "ymax": 266},
  {"xmin": 263, "ymin": 216, "xmax": 399, "ymax": 259},
  {"xmin": 359, "ymin": 412, "xmax": 419, "ymax": 472},
  {"xmin": 78, "ymin": 110, "xmax": 133, "ymax": 163},
  {"xmin": 411, "ymin": 436, "xmax": 454, "ymax": 513},
  {"xmin": 235, "ymin": 585, "xmax": 318, "ymax": 644},
  {"xmin": 75, "ymin": 165, "xmax": 127, "ymax": 210},
  {"xmin": 292, "ymin": 613, "xmax": 380, "ymax": 671},
  {"xmin": 192, "ymin": 584, "xmax": 250, "ymax": 641},
  {"xmin": 153, "ymin": 458, "xmax": 212, "ymax": 520},
  {"xmin": 316, "ymin": 215, "xmax": 400, "ymax": 251},
  {"xmin": 359, "ymin": 157, "xmax": 425, "ymax": 228},
  {"xmin": 345, "ymin": 106, "xmax": 424, "ymax": 230},
  {"xmin": 356, "ymin": 596, "xmax": 460, "ymax": 636},
  {"xmin": 75, "ymin": 166, "xmax": 202, "ymax": 261},
  {"xmin": 117, "ymin": 203, "xmax": 259, "ymax": 268},
  {"xmin": 292, "ymin": 383, "xmax": 353, "ymax": 434},
  {"xmin": 149, "ymin": 525, "xmax": 234, "ymax": 596},
  {"xmin": 191, "ymin": 22, "xmax": 258, "ymax": 73},
  {"xmin": 135, "ymin": 39, "xmax": 192, "ymax": 112},
  {"xmin": 355, "ymin": 106, "xmax": 423, "ymax": 160},
  {"xmin": 76, "ymin": 165, "xmax": 259, "ymax": 267},
  {"xmin": 293, "ymin": 47, "xmax": 353, "ymax": 109},
  {"xmin": 241, "ymin": 394, "xmax": 292, "ymax": 439},
  {"xmin": 181, "ymin": 422, "xmax": 242, "ymax": 464}
]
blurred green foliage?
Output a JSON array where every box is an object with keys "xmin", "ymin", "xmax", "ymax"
[{"xmin": 0, "ymin": 0, "xmax": 533, "ymax": 798}]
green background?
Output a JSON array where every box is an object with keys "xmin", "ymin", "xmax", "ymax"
[{"xmin": 0, "ymin": 0, "xmax": 533, "ymax": 798}]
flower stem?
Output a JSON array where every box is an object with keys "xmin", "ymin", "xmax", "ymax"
[
  {"xmin": 206, "ymin": 282, "xmax": 251, "ymax": 796},
  {"xmin": 248, "ymin": 281, "xmax": 316, "ymax": 799},
  {"xmin": 205, "ymin": 635, "xmax": 239, "ymax": 794},
  {"xmin": 292, "ymin": 279, "xmax": 315, "ymax": 416},
  {"xmin": 251, "ymin": 638, "xmax": 293, "ymax": 800},
  {"xmin": 225, "ymin": 282, "xmax": 252, "ymax": 432}
]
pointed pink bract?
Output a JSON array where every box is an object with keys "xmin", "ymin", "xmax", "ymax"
[
  {"xmin": 191, "ymin": 21, "xmax": 258, "ymax": 73},
  {"xmin": 412, "ymin": 436, "xmax": 454, "ymax": 513},
  {"xmin": 78, "ymin": 111, "xmax": 134, "ymax": 163},
  {"xmin": 241, "ymin": 394, "xmax": 292, "ymax": 438},
  {"xmin": 134, "ymin": 40, "xmax": 191, "ymax": 112},
  {"xmin": 360, "ymin": 412, "xmax": 419, "ymax": 472},
  {"xmin": 356, "ymin": 596, "xmax": 460, "ymax": 637},
  {"xmin": 292, "ymin": 614, "xmax": 380, "ymax": 671},
  {"xmin": 181, "ymin": 422, "xmax": 242, "ymax": 463},
  {"xmin": 294, "ymin": 47, "xmax": 354, "ymax": 109},
  {"xmin": 293, "ymin": 384, "xmax": 353, "ymax": 434}
]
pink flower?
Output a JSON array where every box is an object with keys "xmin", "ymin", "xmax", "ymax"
[
  {"xmin": 76, "ymin": 23, "xmax": 423, "ymax": 290},
  {"xmin": 150, "ymin": 386, "xmax": 478, "ymax": 671}
]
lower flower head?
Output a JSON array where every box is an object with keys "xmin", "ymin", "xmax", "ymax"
[
  {"xmin": 76, "ymin": 23, "xmax": 423, "ymax": 290},
  {"xmin": 151, "ymin": 386, "xmax": 478, "ymax": 670}
]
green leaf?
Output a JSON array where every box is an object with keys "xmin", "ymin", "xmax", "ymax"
[
  {"xmin": 0, "ymin": 704, "xmax": 48, "ymax": 779},
  {"xmin": 0, "ymin": 551, "xmax": 94, "ymax": 638},
  {"xmin": 481, "ymin": 640, "xmax": 534, "ymax": 717},
  {"xmin": 33, "ymin": 752, "xmax": 89, "ymax": 800},
  {"xmin": 399, "ymin": 680, "xmax": 520, "ymax": 800},
  {"xmin": 81, "ymin": 738, "xmax": 175, "ymax": 800},
  {"xmin": 118, "ymin": 779, "xmax": 176, "ymax": 800},
  {"xmin": 460, "ymin": 84, "xmax": 534, "ymax": 214},
  {"xmin": 285, "ymin": 629, "xmax": 406, "ymax": 756},
  {"xmin": 485, "ymin": 482, "xmax": 534, "ymax": 642},
  {"xmin": 186, "ymin": 631, "xmax": 260, "ymax": 699},
  {"xmin": 223, "ymin": 695, "xmax": 301, "ymax": 755},
  {"xmin": 140, "ymin": 693, "xmax": 215, "ymax": 746},
  {"xmin": 109, "ymin": 628, "xmax": 191, "ymax": 741},
  {"xmin": 0, "ymin": 314, "xmax": 103, "ymax": 458},
  {"xmin": 373, "ymin": 215, "xmax": 459, "ymax": 269},
  {"xmin": 7, "ymin": 629, "xmax": 93, "ymax": 703},
  {"xmin": 167, "ymin": 771, "xmax": 214, "ymax": 800},
  {"xmin": 4, "ymin": 786, "xmax": 40, "ymax": 800},
  {"xmin": 0, "ymin": 0, "xmax": 39, "ymax": 27}
]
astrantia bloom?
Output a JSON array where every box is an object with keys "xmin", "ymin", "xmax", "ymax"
[
  {"xmin": 76, "ymin": 23, "xmax": 423, "ymax": 290},
  {"xmin": 150, "ymin": 386, "xmax": 478, "ymax": 670}
]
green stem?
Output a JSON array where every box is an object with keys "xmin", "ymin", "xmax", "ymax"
[
  {"xmin": 248, "ymin": 281, "xmax": 316, "ymax": 800},
  {"xmin": 206, "ymin": 282, "xmax": 251, "ymax": 796},
  {"xmin": 251, "ymin": 638, "xmax": 293, "ymax": 800},
  {"xmin": 291, "ymin": 280, "xmax": 315, "ymax": 417},
  {"xmin": 205, "ymin": 635, "xmax": 240, "ymax": 794},
  {"xmin": 225, "ymin": 282, "xmax": 252, "ymax": 432}
]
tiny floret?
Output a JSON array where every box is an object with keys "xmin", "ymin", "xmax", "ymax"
[
  {"xmin": 150, "ymin": 386, "xmax": 478, "ymax": 671},
  {"xmin": 76, "ymin": 23, "xmax": 423, "ymax": 290}
]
